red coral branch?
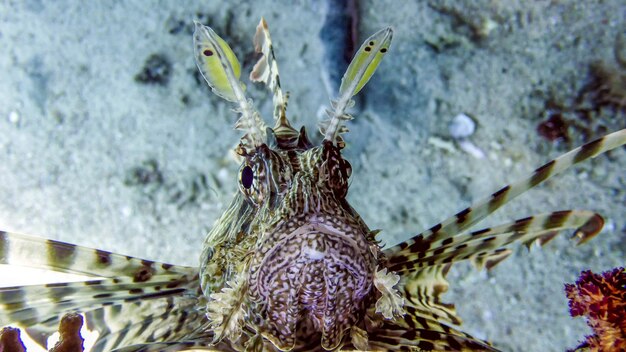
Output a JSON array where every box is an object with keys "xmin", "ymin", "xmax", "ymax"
[{"xmin": 565, "ymin": 267, "xmax": 626, "ymax": 352}]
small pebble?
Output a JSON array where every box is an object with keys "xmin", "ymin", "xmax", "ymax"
[
  {"xmin": 449, "ymin": 113, "xmax": 476, "ymax": 139},
  {"xmin": 604, "ymin": 220, "xmax": 615, "ymax": 232},
  {"xmin": 121, "ymin": 206, "xmax": 132, "ymax": 218},
  {"xmin": 477, "ymin": 18, "xmax": 498, "ymax": 37},
  {"xmin": 489, "ymin": 141, "xmax": 502, "ymax": 151},
  {"xmin": 427, "ymin": 136, "xmax": 457, "ymax": 153},
  {"xmin": 217, "ymin": 168, "xmax": 230, "ymax": 184},
  {"xmin": 8, "ymin": 111, "xmax": 20, "ymax": 125}
]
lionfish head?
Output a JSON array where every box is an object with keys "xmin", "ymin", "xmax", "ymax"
[{"xmin": 193, "ymin": 18, "xmax": 392, "ymax": 350}]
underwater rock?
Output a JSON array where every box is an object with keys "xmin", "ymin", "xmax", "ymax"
[{"xmin": 135, "ymin": 54, "xmax": 172, "ymax": 86}]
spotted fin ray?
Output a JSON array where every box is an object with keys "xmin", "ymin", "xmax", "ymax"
[
  {"xmin": 379, "ymin": 130, "xmax": 626, "ymax": 351},
  {"xmin": 384, "ymin": 210, "xmax": 604, "ymax": 350}
]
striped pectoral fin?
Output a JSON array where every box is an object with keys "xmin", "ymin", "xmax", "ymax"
[
  {"xmin": 365, "ymin": 293, "xmax": 495, "ymax": 351},
  {"xmin": 399, "ymin": 264, "xmax": 462, "ymax": 326},
  {"xmin": 2, "ymin": 279, "xmax": 204, "ymax": 351},
  {"xmin": 0, "ymin": 231, "xmax": 195, "ymax": 280},
  {"xmin": 0, "ymin": 231, "xmax": 203, "ymax": 350},
  {"xmin": 0, "ymin": 273, "xmax": 197, "ymax": 333},
  {"xmin": 113, "ymin": 342, "xmax": 221, "ymax": 352},
  {"xmin": 88, "ymin": 300, "xmax": 210, "ymax": 352},
  {"xmin": 385, "ymin": 129, "xmax": 626, "ymax": 262},
  {"xmin": 387, "ymin": 210, "xmax": 604, "ymax": 274},
  {"xmin": 368, "ymin": 319, "xmax": 498, "ymax": 352}
]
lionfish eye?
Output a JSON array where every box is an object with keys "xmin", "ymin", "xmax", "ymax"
[{"xmin": 241, "ymin": 165, "xmax": 254, "ymax": 189}]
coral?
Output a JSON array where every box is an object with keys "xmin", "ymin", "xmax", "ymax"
[
  {"xmin": 565, "ymin": 267, "xmax": 626, "ymax": 351},
  {"xmin": 49, "ymin": 313, "xmax": 85, "ymax": 352},
  {"xmin": 0, "ymin": 313, "xmax": 84, "ymax": 352},
  {"xmin": 537, "ymin": 113, "xmax": 570, "ymax": 142},
  {"xmin": 0, "ymin": 327, "xmax": 26, "ymax": 352}
]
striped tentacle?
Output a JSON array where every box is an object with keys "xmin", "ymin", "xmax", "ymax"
[
  {"xmin": 388, "ymin": 210, "xmax": 603, "ymax": 273},
  {"xmin": 250, "ymin": 18, "xmax": 290, "ymax": 127},
  {"xmin": 385, "ymin": 129, "xmax": 626, "ymax": 264}
]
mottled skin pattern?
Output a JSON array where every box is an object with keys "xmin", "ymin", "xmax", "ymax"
[
  {"xmin": 194, "ymin": 20, "xmax": 393, "ymax": 349},
  {"xmin": 200, "ymin": 133, "xmax": 383, "ymax": 350}
]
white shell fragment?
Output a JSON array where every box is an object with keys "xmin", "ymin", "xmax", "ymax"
[
  {"xmin": 458, "ymin": 139, "xmax": 486, "ymax": 159},
  {"xmin": 449, "ymin": 113, "xmax": 485, "ymax": 159},
  {"xmin": 449, "ymin": 113, "xmax": 476, "ymax": 139}
]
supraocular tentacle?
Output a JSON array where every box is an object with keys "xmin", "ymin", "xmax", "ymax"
[
  {"xmin": 193, "ymin": 21, "xmax": 266, "ymax": 148},
  {"xmin": 322, "ymin": 27, "xmax": 393, "ymax": 145}
]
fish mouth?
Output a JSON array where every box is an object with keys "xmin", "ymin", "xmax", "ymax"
[{"xmin": 248, "ymin": 220, "xmax": 376, "ymax": 350}]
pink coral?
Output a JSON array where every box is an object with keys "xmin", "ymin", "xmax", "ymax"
[{"xmin": 565, "ymin": 267, "xmax": 626, "ymax": 351}]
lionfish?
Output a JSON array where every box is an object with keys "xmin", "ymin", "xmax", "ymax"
[{"xmin": 1, "ymin": 18, "xmax": 625, "ymax": 352}]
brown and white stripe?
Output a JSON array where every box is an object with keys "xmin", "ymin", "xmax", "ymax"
[{"xmin": 386, "ymin": 129, "xmax": 626, "ymax": 269}]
